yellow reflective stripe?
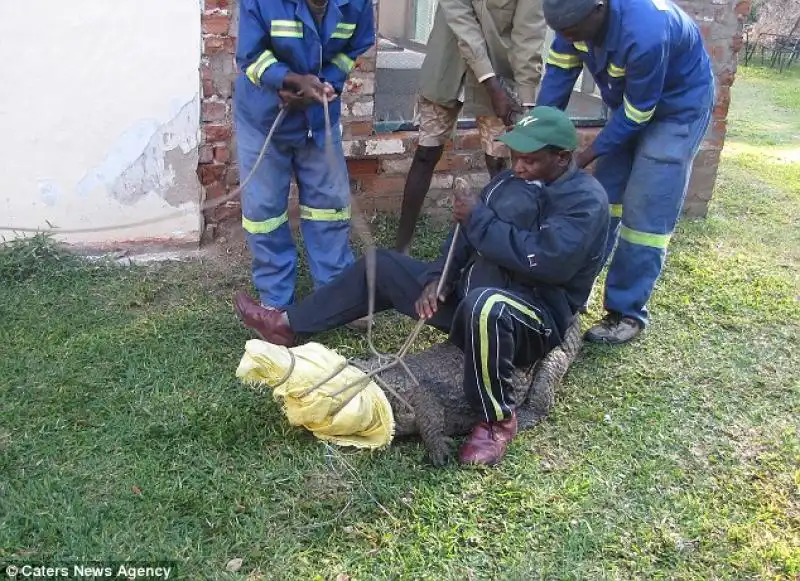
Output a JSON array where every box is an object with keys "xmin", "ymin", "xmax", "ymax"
[
  {"xmin": 623, "ymin": 96, "xmax": 656, "ymax": 124},
  {"xmin": 479, "ymin": 293, "xmax": 542, "ymax": 421},
  {"xmin": 546, "ymin": 50, "xmax": 582, "ymax": 69},
  {"xmin": 608, "ymin": 63, "xmax": 626, "ymax": 78},
  {"xmin": 619, "ymin": 225, "xmax": 671, "ymax": 249},
  {"xmin": 271, "ymin": 19, "xmax": 301, "ymax": 27},
  {"xmin": 242, "ymin": 212, "xmax": 289, "ymax": 235},
  {"xmin": 332, "ymin": 53, "xmax": 355, "ymax": 73},
  {"xmin": 271, "ymin": 20, "xmax": 303, "ymax": 37},
  {"xmin": 332, "ymin": 22, "xmax": 356, "ymax": 39},
  {"xmin": 573, "ymin": 41, "xmax": 589, "ymax": 52},
  {"xmin": 246, "ymin": 50, "xmax": 278, "ymax": 86},
  {"xmin": 610, "ymin": 204, "xmax": 623, "ymax": 218},
  {"xmin": 299, "ymin": 205, "xmax": 351, "ymax": 221}
]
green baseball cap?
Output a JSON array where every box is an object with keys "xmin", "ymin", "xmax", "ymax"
[{"xmin": 497, "ymin": 106, "xmax": 578, "ymax": 153}]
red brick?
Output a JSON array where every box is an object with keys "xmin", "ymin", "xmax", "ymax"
[
  {"xmin": 708, "ymin": 119, "xmax": 727, "ymax": 147},
  {"xmin": 198, "ymin": 164, "xmax": 227, "ymax": 186},
  {"xmin": 360, "ymin": 175, "xmax": 407, "ymax": 195},
  {"xmin": 203, "ymin": 124, "xmax": 232, "ymax": 142},
  {"xmin": 204, "ymin": 182, "xmax": 226, "ymax": 200},
  {"xmin": 204, "ymin": 36, "xmax": 228, "ymax": 55},
  {"xmin": 346, "ymin": 158, "xmax": 380, "ymax": 175},
  {"xmin": 347, "ymin": 121, "xmax": 374, "ymax": 138},
  {"xmin": 205, "ymin": 0, "xmax": 230, "ymax": 10},
  {"xmin": 214, "ymin": 145, "xmax": 231, "ymax": 163},
  {"xmin": 203, "ymin": 79, "xmax": 215, "ymax": 98},
  {"xmin": 202, "ymin": 14, "xmax": 231, "ymax": 35},
  {"xmin": 713, "ymin": 86, "xmax": 731, "ymax": 118},
  {"xmin": 717, "ymin": 70, "xmax": 736, "ymax": 87},
  {"xmin": 202, "ymin": 101, "xmax": 227, "ymax": 122},
  {"xmin": 455, "ymin": 131, "xmax": 482, "ymax": 151},
  {"xmin": 436, "ymin": 152, "xmax": 472, "ymax": 172},
  {"xmin": 199, "ymin": 145, "xmax": 214, "ymax": 164}
]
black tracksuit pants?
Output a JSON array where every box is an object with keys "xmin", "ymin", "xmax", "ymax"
[{"xmin": 286, "ymin": 249, "xmax": 553, "ymax": 422}]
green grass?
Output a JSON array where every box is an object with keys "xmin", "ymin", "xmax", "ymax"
[{"xmin": 1, "ymin": 65, "xmax": 799, "ymax": 580}]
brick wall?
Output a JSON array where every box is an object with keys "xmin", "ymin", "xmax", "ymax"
[
  {"xmin": 200, "ymin": 0, "xmax": 238, "ymax": 225},
  {"xmin": 678, "ymin": 0, "xmax": 750, "ymax": 217},
  {"xmin": 198, "ymin": 0, "xmax": 747, "ymax": 233}
]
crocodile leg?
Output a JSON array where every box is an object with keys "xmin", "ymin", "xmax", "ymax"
[
  {"xmin": 407, "ymin": 386, "xmax": 455, "ymax": 466},
  {"xmin": 518, "ymin": 317, "xmax": 583, "ymax": 428}
]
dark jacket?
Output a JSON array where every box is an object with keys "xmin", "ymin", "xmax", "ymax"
[{"xmin": 424, "ymin": 164, "xmax": 609, "ymax": 345}]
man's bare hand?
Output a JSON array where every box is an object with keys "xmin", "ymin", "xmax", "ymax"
[
  {"xmin": 453, "ymin": 184, "xmax": 480, "ymax": 224},
  {"xmin": 483, "ymin": 77, "xmax": 519, "ymax": 126},
  {"xmin": 279, "ymin": 89, "xmax": 312, "ymax": 110},
  {"xmin": 415, "ymin": 279, "xmax": 449, "ymax": 320},
  {"xmin": 284, "ymin": 73, "xmax": 328, "ymax": 103},
  {"xmin": 322, "ymin": 82, "xmax": 338, "ymax": 102}
]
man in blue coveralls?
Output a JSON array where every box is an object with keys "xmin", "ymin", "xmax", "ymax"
[
  {"xmin": 232, "ymin": 0, "xmax": 375, "ymax": 313},
  {"xmin": 536, "ymin": 0, "xmax": 715, "ymax": 344}
]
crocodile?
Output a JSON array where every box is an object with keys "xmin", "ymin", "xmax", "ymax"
[{"xmin": 353, "ymin": 317, "xmax": 583, "ymax": 465}]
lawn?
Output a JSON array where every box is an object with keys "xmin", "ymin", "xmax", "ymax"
[{"xmin": 1, "ymin": 65, "xmax": 798, "ymax": 580}]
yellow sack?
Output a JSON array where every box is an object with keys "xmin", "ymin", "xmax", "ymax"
[{"xmin": 236, "ymin": 339, "xmax": 394, "ymax": 449}]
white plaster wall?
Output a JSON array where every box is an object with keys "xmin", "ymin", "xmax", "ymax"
[{"xmin": 0, "ymin": 0, "xmax": 203, "ymax": 249}]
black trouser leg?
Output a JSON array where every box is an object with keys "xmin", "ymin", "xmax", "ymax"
[
  {"xmin": 395, "ymin": 145, "xmax": 445, "ymax": 253},
  {"xmin": 286, "ymin": 249, "xmax": 457, "ymax": 334},
  {"xmin": 449, "ymin": 288, "xmax": 551, "ymax": 422}
]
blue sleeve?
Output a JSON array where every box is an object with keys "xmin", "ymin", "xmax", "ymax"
[
  {"xmin": 590, "ymin": 40, "xmax": 668, "ymax": 157},
  {"xmin": 236, "ymin": 0, "xmax": 293, "ymax": 90},
  {"xmin": 536, "ymin": 35, "xmax": 583, "ymax": 110},
  {"xmin": 421, "ymin": 226, "xmax": 473, "ymax": 287},
  {"xmin": 462, "ymin": 192, "xmax": 604, "ymax": 286},
  {"xmin": 320, "ymin": 3, "xmax": 376, "ymax": 93}
]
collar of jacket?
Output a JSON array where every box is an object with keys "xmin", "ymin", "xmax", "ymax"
[
  {"xmin": 287, "ymin": 0, "xmax": 352, "ymax": 43},
  {"xmin": 546, "ymin": 160, "xmax": 579, "ymax": 187}
]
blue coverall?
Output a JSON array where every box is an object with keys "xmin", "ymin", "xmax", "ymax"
[
  {"xmin": 234, "ymin": 0, "xmax": 375, "ymax": 308},
  {"xmin": 537, "ymin": 0, "xmax": 715, "ymax": 325}
]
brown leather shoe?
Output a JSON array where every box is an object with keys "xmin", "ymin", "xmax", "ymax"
[
  {"xmin": 458, "ymin": 412, "xmax": 518, "ymax": 467},
  {"xmin": 233, "ymin": 292, "xmax": 296, "ymax": 346}
]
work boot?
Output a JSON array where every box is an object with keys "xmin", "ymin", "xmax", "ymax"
[
  {"xmin": 233, "ymin": 292, "xmax": 296, "ymax": 346},
  {"xmin": 584, "ymin": 311, "xmax": 643, "ymax": 345},
  {"xmin": 458, "ymin": 412, "xmax": 518, "ymax": 467}
]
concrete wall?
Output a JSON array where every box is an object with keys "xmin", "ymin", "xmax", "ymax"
[{"xmin": 0, "ymin": 0, "xmax": 203, "ymax": 250}]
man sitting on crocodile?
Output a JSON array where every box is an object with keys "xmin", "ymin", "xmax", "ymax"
[{"xmin": 234, "ymin": 106, "xmax": 610, "ymax": 467}]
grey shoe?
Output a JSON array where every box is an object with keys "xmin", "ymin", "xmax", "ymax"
[{"xmin": 584, "ymin": 312, "xmax": 643, "ymax": 345}]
